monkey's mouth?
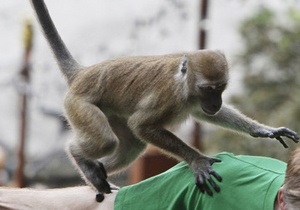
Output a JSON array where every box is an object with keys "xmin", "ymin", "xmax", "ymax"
[{"xmin": 201, "ymin": 107, "xmax": 220, "ymax": 116}]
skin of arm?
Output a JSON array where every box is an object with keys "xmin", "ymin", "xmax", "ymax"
[{"xmin": 0, "ymin": 186, "xmax": 117, "ymax": 210}]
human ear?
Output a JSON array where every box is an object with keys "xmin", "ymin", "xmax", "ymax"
[{"xmin": 277, "ymin": 187, "xmax": 287, "ymax": 210}]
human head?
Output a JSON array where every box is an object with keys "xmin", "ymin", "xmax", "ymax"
[{"xmin": 277, "ymin": 147, "xmax": 300, "ymax": 210}]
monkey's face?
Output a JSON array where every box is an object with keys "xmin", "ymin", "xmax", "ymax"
[
  {"xmin": 198, "ymin": 83, "xmax": 227, "ymax": 116},
  {"xmin": 182, "ymin": 50, "xmax": 229, "ymax": 115},
  {"xmin": 190, "ymin": 51, "xmax": 228, "ymax": 115}
]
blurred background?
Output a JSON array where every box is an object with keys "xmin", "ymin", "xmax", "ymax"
[{"xmin": 0, "ymin": 0, "xmax": 299, "ymax": 189}]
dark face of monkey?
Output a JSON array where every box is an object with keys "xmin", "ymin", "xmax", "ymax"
[
  {"xmin": 186, "ymin": 50, "xmax": 229, "ymax": 116},
  {"xmin": 198, "ymin": 83, "xmax": 227, "ymax": 115}
]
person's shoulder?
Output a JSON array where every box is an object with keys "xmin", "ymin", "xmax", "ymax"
[
  {"xmin": 214, "ymin": 152, "xmax": 286, "ymax": 174},
  {"xmin": 213, "ymin": 151, "xmax": 236, "ymax": 161}
]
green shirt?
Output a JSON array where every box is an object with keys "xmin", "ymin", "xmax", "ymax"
[{"xmin": 114, "ymin": 152, "xmax": 286, "ymax": 210}]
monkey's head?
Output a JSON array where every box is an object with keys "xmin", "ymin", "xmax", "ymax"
[{"xmin": 183, "ymin": 50, "xmax": 229, "ymax": 116}]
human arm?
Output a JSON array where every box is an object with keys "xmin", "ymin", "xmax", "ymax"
[{"xmin": 0, "ymin": 186, "xmax": 117, "ymax": 210}]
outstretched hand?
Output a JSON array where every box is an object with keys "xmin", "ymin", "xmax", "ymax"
[
  {"xmin": 193, "ymin": 157, "xmax": 222, "ymax": 196},
  {"xmin": 251, "ymin": 127, "xmax": 299, "ymax": 148}
]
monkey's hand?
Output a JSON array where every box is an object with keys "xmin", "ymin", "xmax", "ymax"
[
  {"xmin": 191, "ymin": 157, "xmax": 222, "ymax": 196},
  {"xmin": 251, "ymin": 127, "xmax": 299, "ymax": 148}
]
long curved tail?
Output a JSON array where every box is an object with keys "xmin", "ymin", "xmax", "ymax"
[{"xmin": 30, "ymin": 0, "xmax": 82, "ymax": 84}]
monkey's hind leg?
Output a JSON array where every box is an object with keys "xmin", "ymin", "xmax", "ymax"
[
  {"xmin": 100, "ymin": 116, "xmax": 147, "ymax": 174},
  {"xmin": 64, "ymin": 95, "xmax": 118, "ymax": 197},
  {"xmin": 68, "ymin": 144, "xmax": 112, "ymax": 194}
]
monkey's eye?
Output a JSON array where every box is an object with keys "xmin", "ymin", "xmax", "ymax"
[
  {"xmin": 199, "ymin": 86, "xmax": 214, "ymax": 92},
  {"xmin": 216, "ymin": 84, "xmax": 227, "ymax": 91},
  {"xmin": 199, "ymin": 84, "xmax": 227, "ymax": 92},
  {"xmin": 205, "ymin": 86, "xmax": 214, "ymax": 91}
]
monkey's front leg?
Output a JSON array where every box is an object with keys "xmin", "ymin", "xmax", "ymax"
[
  {"xmin": 197, "ymin": 104, "xmax": 299, "ymax": 148},
  {"xmin": 131, "ymin": 125, "xmax": 222, "ymax": 196}
]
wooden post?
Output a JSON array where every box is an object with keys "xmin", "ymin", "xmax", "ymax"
[
  {"xmin": 199, "ymin": 0, "xmax": 209, "ymax": 50},
  {"xmin": 192, "ymin": 0, "xmax": 209, "ymax": 151},
  {"xmin": 15, "ymin": 19, "xmax": 33, "ymax": 188}
]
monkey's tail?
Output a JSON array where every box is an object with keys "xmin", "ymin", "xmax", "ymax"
[{"xmin": 30, "ymin": 0, "xmax": 82, "ymax": 85}]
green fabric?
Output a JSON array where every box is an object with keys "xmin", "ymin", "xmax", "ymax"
[{"xmin": 114, "ymin": 152, "xmax": 286, "ymax": 210}]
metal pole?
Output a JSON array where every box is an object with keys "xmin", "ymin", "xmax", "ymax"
[{"xmin": 15, "ymin": 19, "xmax": 33, "ymax": 188}]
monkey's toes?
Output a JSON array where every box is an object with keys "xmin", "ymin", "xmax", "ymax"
[
  {"xmin": 94, "ymin": 177, "xmax": 112, "ymax": 194},
  {"xmin": 96, "ymin": 193, "xmax": 105, "ymax": 202}
]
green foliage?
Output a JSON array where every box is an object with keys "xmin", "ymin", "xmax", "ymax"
[{"xmin": 204, "ymin": 7, "xmax": 300, "ymax": 161}]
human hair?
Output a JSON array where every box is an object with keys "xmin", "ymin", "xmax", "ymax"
[{"xmin": 282, "ymin": 147, "xmax": 300, "ymax": 209}]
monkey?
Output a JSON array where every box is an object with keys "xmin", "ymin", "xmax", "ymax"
[{"xmin": 30, "ymin": 0, "xmax": 299, "ymax": 202}]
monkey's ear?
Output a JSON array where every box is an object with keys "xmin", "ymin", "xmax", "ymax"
[{"xmin": 180, "ymin": 55, "xmax": 188, "ymax": 74}]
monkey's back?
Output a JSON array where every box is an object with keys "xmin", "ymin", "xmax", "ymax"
[{"xmin": 69, "ymin": 54, "xmax": 188, "ymax": 117}]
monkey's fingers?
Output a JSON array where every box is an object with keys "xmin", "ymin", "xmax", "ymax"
[
  {"xmin": 208, "ymin": 157, "xmax": 222, "ymax": 165},
  {"xmin": 283, "ymin": 131, "xmax": 299, "ymax": 143},
  {"xmin": 195, "ymin": 174, "xmax": 213, "ymax": 196},
  {"xmin": 209, "ymin": 168, "xmax": 222, "ymax": 182},
  {"xmin": 195, "ymin": 170, "xmax": 222, "ymax": 196},
  {"xmin": 276, "ymin": 137, "xmax": 288, "ymax": 148},
  {"xmin": 207, "ymin": 176, "xmax": 220, "ymax": 193},
  {"xmin": 195, "ymin": 175, "xmax": 205, "ymax": 193},
  {"xmin": 272, "ymin": 128, "xmax": 299, "ymax": 143}
]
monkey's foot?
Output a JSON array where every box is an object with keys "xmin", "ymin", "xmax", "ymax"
[
  {"xmin": 93, "ymin": 162, "xmax": 112, "ymax": 194},
  {"xmin": 91, "ymin": 162, "xmax": 112, "ymax": 202},
  {"xmin": 95, "ymin": 183, "xmax": 120, "ymax": 202}
]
